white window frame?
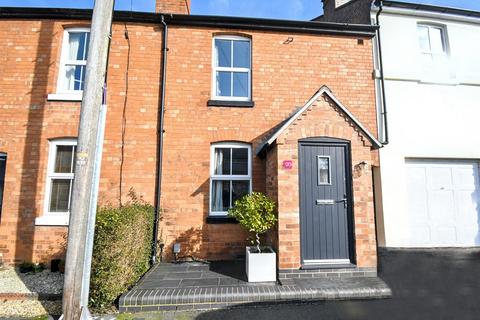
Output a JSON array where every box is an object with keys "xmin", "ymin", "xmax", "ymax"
[
  {"xmin": 417, "ymin": 23, "xmax": 456, "ymax": 83},
  {"xmin": 317, "ymin": 156, "xmax": 332, "ymax": 185},
  {"xmin": 36, "ymin": 139, "xmax": 77, "ymax": 226},
  {"xmin": 48, "ymin": 28, "xmax": 90, "ymax": 102},
  {"xmin": 417, "ymin": 23, "xmax": 449, "ymax": 64},
  {"xmin": 211, "ymin": 35, "xmax": 252, "ymax": 102},
  {"xmin": 209, "ymin": 142, "xmax": 252, "ymax": 216}
]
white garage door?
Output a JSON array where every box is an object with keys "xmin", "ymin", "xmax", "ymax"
[{"xmin": 406, "ymin": 159, "xmax": 480, "ymax": 247}]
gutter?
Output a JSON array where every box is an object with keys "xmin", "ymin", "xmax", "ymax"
[
  {"xmin": 381, "ymin": 0, "xmax": 480, "ymax": 19},
  {"xmin": 152, "ymin": 15, "xmax": 169, "ymax": 264},
  {"xmin": 372, "ymin": 3, "xmax": 480, "ymax": 25},
  {"xmin": 163, "ymin": 14, "xmax": 378, "ymax": 37},
  {"xmin": 374, "ymin": 0, "xmax": 389, "ymax": 145},
  {"xmin": 0, "ymin": 7, "xmax": 378, "ymax": 38}
]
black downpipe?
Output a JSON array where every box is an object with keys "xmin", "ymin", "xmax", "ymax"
[
  {"xmin": 375, "ymin": 0, "xmax": 389, "ymax": 145},
  {"xmin": 152, "ymin": 15, "xmax": 169, "ymax": 263}
]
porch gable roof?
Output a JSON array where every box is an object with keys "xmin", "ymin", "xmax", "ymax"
[{"xmin": 256, "ymin": 85, "xmax": 382, "ymax": 155}]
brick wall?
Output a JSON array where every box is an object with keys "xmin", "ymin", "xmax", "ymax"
[
  {"xmin": 160, "ymin": 26, "xmax": 378, "ymax": 261},
  {"xmin": 156, "ymin": 0, "xmax": 191, "ymax": 14},
  {"xmin": 0, "ymin": 18, "xmax": 378, "ymax": 265},
  {"xmin": 0, "ymin": 20, "xmax": 162, "ymax": 264},
  {"xmin": 265, "ymin": 145, "xmax": 279, "ymax": 252}
]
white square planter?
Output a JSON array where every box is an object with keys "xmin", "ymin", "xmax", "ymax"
[{"xmin": 245, "ymin": 246, "xmax": 276, "ymax": 282}]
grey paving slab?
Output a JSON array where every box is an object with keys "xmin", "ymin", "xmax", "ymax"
[
  {"xmin": 155, "ymin": 265, "xmax": 191, "ymax": 272},
  {"xmin": 199, "ymin": 272, "xmax": 230, "ymax": 279},
  {"xmin": 164, "ymin": 272, "xmax": 203, "ymax": 280},
  {"xmin": 137, "ymin": 279, "xmax": 181, "ymax": 289},
  {"xmin": 218, "ymin": 277, "xmax": 243, "ymax": 286},
  {"xmin": 186, "ymin": 265, "xmax": 211, "ymax": 272}
]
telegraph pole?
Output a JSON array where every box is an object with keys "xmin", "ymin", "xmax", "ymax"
[{"xmin": 62, "ymin": 0, "xmax": 115, "ymax": 319}]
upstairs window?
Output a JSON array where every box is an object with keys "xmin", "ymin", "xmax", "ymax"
[
  {"xmin": 212, "ymin": 36, "xmax": 251, "ymax": 101},
  {"xmin": 417, "ymin": 24, "xmax": 448, "ymax": 69},
  {"xmin": 210, "ymin": 143, "xmax": 252, "ymax": 216},
  {"xmin": 57, "ymin": 28, "xmax": 90, "ymax": 94}
]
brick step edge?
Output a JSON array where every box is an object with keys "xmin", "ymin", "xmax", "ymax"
[
  {"xmin": 0, "ymin": 292, "xmax": 62, "ymax": 301},
  {"xmin": 119, "ymin": 286, "xmax": 392, "ymax": 312}
]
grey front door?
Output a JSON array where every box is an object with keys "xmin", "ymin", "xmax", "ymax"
[{"xmin": 299, "ymin": 139, "xmax": 353, "ymax": 266}]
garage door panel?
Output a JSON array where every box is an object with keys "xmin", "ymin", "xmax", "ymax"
[
  {"xmin": 406, "ymin": 167, "xmax": 429, "ymax": 223},
  {"xmin": 456, "ymin": 227, "xmax": 478, "ymax": 246},
  {"xmin": 455, "ymin": 190, "xmax": 478, "ymax": 224},
  {"xmin": 431, "ymin": 226, "xmax": 457, "ymax": 246},
  {"xmin": 410, "ymin": 226, "xmax": 431, "ymax": 246},
  {"xmin": 453, "ymin": 166, "xmax": 478, "ymax": 190},
  {"xmin": 429, "ymin": 166, "xmax": 453, "ymax": 190},
  {"xmin": 428, "ymin": 190, "xmax": 455, "ymax": 224},
  {"xmin": 405, "ymin": 159, "xmax": 480, "ymax": 247}
]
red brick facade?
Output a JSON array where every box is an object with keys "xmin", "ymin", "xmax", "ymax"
[
  {"xmin": 160, "ymin": 28, "xmax": 378, "ymax": 267},
  {"xmin": 0, "ymin": 20, "xmax": 161, "ymax": 264},
  {"xmin": 0, "ymin": 8, "xmax": 379, "ymax": 271}
]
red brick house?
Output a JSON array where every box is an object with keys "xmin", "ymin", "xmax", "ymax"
[{"xmin": 0, "ymin": 1, "xmax": 381, "ymax": 276}]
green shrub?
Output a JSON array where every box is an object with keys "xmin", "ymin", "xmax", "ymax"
[
  {"xmin": 18, "ymin": 262, "xmax": 45, "ymax": 274},
  {"xmin": 89, "ymin": 191, "xmax": 155, "ymax": 311},
  {"xmin": 228, "ymin": 192, "xmax": 276, "ymax": 253}
]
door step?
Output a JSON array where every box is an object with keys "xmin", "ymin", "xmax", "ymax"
[{"xmin": 279, "ymin": 266, "xmax": 377, "ymax": 280}]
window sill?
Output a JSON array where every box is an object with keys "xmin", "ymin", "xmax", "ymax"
[
  {"xmin": 207, "ymin": 100, "xmax": 254, "ymax": 108},
  {"xmin": 206, "ymin": 216, "xmax": 238, "ymax": 224},
  {"xmin": 47, "ymin": 93, "xmax": 83, "ymax": 102},
  {"xmin": 35, "ymin": 214, "xmax": 69, "ymax": 226}
]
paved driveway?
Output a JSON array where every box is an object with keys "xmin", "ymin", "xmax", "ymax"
[{"xmin": 191, "ymin": 249, "xmax": 480, "ymax": 320}]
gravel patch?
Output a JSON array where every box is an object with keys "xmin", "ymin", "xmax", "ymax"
[
  {"xmin": 0, "ymin": 300, "xmax": 61, "ymax": 317},
  {"xmin": 0, "ymin": 267, "xmax": 63, "ymax": 317},
  {"xmin": 0, "ymin": 267, "xmax": 63, "ymax": 295}
]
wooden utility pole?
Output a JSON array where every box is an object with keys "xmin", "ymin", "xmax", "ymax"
[{"xmin": 62, "ymin": 0, "xmax": 115, "ymax": 319}]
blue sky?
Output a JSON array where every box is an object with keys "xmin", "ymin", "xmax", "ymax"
[{"xmin": 0, "ymin": 0, "xmax": 479, "ymax": 21}]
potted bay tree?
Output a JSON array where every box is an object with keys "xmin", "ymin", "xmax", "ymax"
[{"xmin": 228, "ymin": 192, "xmax": 277, "ymax": 282}]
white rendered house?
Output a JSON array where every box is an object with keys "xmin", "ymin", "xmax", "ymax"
[
  {"xmin": 372, "ymin": 1, "xmax": 480, "ymax": 248},
  {"xmin": 319, "ymin": 0, "xmax": 480, "ymax": 248}
]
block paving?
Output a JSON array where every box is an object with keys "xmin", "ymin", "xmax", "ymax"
[{"xmin": 119, "ymin": 261, "xmax": 391, "ymax": 312}]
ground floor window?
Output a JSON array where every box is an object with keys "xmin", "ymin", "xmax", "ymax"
[
  {"xmin": 37, "ymin": 139, "xmax": 77, "ymax": 225},
  {"xmin": 210, "ymin": 142, "xmax": 251, "ymax": 216}
]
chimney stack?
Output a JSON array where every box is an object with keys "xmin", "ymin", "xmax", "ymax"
[
  {"xmin": 319, "ymin": 0, "xmax": 371, "ymax": 24},
  {"xmin": 156, "ymin": 0, "xmax": 191, "ymax": 14}
]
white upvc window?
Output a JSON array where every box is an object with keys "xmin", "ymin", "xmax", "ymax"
[
  {"xmin": 36, "ymin": 139, "xmax": 77, "ymax": 226},
  {"xmin": 49, "ymin": 28, "xmax": 90, "ymax": 101},
  {"xmin": 212, "ymin": 36, "xmax": 252, "ymax": 101},
  {"xmin": 417, "ymin": 24, "xmax": 449, "ymax": 69},
  {"xmin": 209, "ymin": 142, "xmax": 252, "ymax": 216}
]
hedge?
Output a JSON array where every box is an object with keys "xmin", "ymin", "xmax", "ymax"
[{"xmin": 89, "ymin": 192, "xmax": 155, "ymax": 311}]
